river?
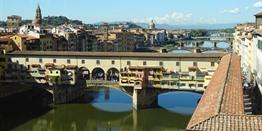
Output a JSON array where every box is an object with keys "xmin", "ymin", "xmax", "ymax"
[
  {"xmin": 1, "ymin": 88, "xmax": 201, "ymax": 131},
  {"xmin": 168, "ymin": 41, "xmax": 230, "ymax": 54}
]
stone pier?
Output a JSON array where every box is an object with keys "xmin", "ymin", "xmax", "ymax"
[
  {"xmin": 132, "ymin": 88, "xmax": 159, "ymax": 110},
  {"xmin": 51, "ymin": 84, "xmax": 85, "ymax": 104},
  {"xmin": 214, "ymin": 42, "xmax": 217, "ymax": 48}
]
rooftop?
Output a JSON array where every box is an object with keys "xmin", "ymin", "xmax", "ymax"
[
  {"xmin": 186, "ymin": 54, "xmax": 262, "ymax": 130},
  {"xmin": 255, "ymin": 12, "xmax": 262, "ymax": 17}
]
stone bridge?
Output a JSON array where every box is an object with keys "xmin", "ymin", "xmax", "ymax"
[{"xmin": 6, "ymin": 51, "xmax": 225, "ymax": 109}]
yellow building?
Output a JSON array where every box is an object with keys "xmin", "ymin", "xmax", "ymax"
[
  {"xmin": 9, "ymin": 35, "xmax": 28, "ymax": 51},
  {"xmin": 46, "ymin": 65, "xmax": 64, "ymax": 84},
  {"xmin": 120, "ymin": 66, "xmax": 163, "ymax": 88}
]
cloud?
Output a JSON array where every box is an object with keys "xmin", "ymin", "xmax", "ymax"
[
  {"xmin": 254, "ymin": 1, "xmax": 262, "ymax": 8},
  {"xmin": 245, "ymin": 6, "xmax": 249, "ymax": 10},
  {"xmin": 222, "ymin": 8, "xmax": 240, "ymax": 14},
  {"xmin": 132, "ymin": 11, "xmax": 192, "ymax": 24}
]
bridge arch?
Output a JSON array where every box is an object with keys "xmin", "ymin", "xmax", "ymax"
[
  {"xmin": 106, "ymin": 68, "xmax": 120, "ymax": 81},
  {"xmin": 92, "ymin": 67, "xmax": 105, "ymax": 80},
  {"xmin": 79, "ymin": 67, "xmax": 91, "ymax": 80}
]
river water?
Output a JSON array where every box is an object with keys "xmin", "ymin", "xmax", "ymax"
[
  {"xmin": 169, "ymin": 41, "xmax": 230, "ymax": 54},
  {"xmin": 2, "ymin": 88, "xmax": 201, "ymax": 131}
]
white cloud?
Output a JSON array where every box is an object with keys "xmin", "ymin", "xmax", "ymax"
[
  {"xmin": 222, "ymin": 8, "xmax": 240, "ymax": 14},
  {"xmin": 254, "ymin": 1, "xmax": 262, "ymax": 8},
  {"xmin": 132, "ymin": 11, "xmax": 192, "ymax": 24}
]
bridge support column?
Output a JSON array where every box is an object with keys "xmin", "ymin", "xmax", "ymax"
[
  {"xmin": 196, "ymin": 42, "xmax": 199, "ymax": 47},
  {"xmin": 180, "ymin": 42, "xmax": 184, "ymax": 47},
  {"xmin": 214, "ymin": 42, "xmax": 217, "ymax": 48},
  {"xmin": 132, "ymin": 88, "xmax": 158, "ymax": 110}
]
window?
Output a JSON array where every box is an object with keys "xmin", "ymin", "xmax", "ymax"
[
  {"xmin": 96, "ymin": 60, "xmax": 100, "ymax": 65},
  {"xmin": 189, "ymin": 84, "xmax": 195, "ymax": 87},
  {"xmin": 180, "ymin": 83, "xmax": 186, "ymax": 86},
  {"xmin": 127, "ymin": 61, "xmax": 131, "ymax": 66},
  {"xmin": 211, "ymin": 62, "xmax": 215, "ymax": 67},
  {"xmin": 39, "ymin": 58, "xmax": 43, "ymax": 63},
  {"xmin": 198, "ymin": 84, "xmax": 203, "ymax": 87},
  {"xmin": 25, "ymin": 58, "xmax": 29, "ymax": 62},
  {"xmin": 82, "ymin": 60, "xmax": 85, "ymax": 64},
  {"xmin": 53, "ymin": 59, "xmax": 56, "ymax": 63},
  {"xmin": 67, "ymin": 59, "xmax": 71, "ymax": 64},
  {"xmin": 258, "ymin": 40, "xmax": 262, "ymax": 50},
  {"xmin": 143, "ymin": 61, "xmax": 147, "ymax": 66},
  {"xmin": 193, "ymin": 62, "xmax": 198, "ymax": 67},
  {"xmin": 176, "ymin": 62, "xmax": 180, "ymax": 66},
  {"xmin": 159, "ymin": 61, "xmax": 163, "ymax": 66},
  {"xmin": 112, "ymin": 60, "xmax": 115, "ymax": 65}
]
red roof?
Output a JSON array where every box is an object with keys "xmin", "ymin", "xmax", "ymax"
[{"xmin": 187, "ymin": 54, "xmax": 262, "ymax": 131}]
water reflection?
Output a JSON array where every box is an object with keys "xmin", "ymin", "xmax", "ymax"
[
  {"xmin": 9, "ymin": 88, "xmax": 200, "ymax": 131},
  {"xmin": 92, "ymin": 88, "xmax": 132, "ymax": 112},
  {"xmin": 158, "ymin": 91, "xmax": 202, "ymax": 115}
]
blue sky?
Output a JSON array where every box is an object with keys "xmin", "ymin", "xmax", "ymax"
[{"xmin": 0, "ymin": 0, "xmax": 262, "ymax": 25}]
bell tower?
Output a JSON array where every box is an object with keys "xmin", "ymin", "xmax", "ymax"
[
  {"xmin": 32, "ymin": 4, "xmax": 42, "ymax": 26},
  {"xmin": 36, "ymin": 4, "xmax": 42, "ymax": 20}
]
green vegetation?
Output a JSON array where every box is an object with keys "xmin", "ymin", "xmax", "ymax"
[
  {"xmin": 168, "ymin": 33, "xmax": 174, "ymax": 39},
  {"xmin": 190, "ymin": 29, "xmax": 208, "ymax": 37},
  {"xmin": 0, "ymin": 16, "xmax": 84, "ymax": 27},
  {"xmin": 42, "ymin": 16, "xmax": 83, "ymax": 26},
  {"xmin": 0, "ymin": 21, "xmax": 6, "ymax": 27}
]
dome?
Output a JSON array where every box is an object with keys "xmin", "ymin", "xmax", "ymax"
[{"xmin": 32, "ymin": 19, "xmax": 41, "ymax": 26}]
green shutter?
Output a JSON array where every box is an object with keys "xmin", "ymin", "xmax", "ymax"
[{"xmin": 258, "ymin": 40, "xmax": 262, "ymax": 50}]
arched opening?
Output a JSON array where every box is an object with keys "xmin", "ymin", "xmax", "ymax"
[
  {"xmin": 79, "ymin": 67, "xmax": 90, "ymax": 80},
  {"xmin": 217, "ymin": 42, "xmax": 230, "ymax": 49},
  {"xmin": 92, "ymin": 67, "xmax": 105, "ymax": 80},
  {"xmin": 158, "ymin": 91, "xmax": 202, "ymax": 115},
  {"xmin": 106, "ymin": 68, "xmax": 120, "ymax": 81}
]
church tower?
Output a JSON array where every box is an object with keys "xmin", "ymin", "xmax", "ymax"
[
  {"xmin": 149, "ymin": 20, "xmax": 156, "ymax": 30},
  {"xmin": 32, "ymin": 4, "xmax": 42, "ymax": 26}
]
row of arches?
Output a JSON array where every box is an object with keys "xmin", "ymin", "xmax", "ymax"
[{"xmin": 80, "ymin": 67, "xmax": 120, "ymax": 81}]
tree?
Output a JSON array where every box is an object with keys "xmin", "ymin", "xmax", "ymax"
[
  {"xmin": 168, "ymin": 33, "xmax": 174, "ymax": 39},
  {"xmin": 190, "ymin": 29, "xmax": 208, "ymax": 37}
]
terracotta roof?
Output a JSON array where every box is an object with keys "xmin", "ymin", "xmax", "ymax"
[
  {"xmin": 219, "ymin": 55, "xmax": 244, "ymax": 115},
  {"xmin": 186, "ymin": 54, "xmax": 262, "ymax": 130},
  {"xmin": 7, "ymin": 51, "xmax": 226, "ymax": 59},
  {"xmin": 190, "ymin": 115, "xmax": 262, "ymax": 131},
  {"xmin": 0, "ymin": 35, "xmax": 12, "ymax": 42},
  {"xmin": 187, "ymin": 54, "xmax": 232, "ymax": 129},
  {"xmin": 26, "ymin": 36, "xmax": 38, "ymax": 41}
]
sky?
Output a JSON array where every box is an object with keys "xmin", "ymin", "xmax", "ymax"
[{"xmin": 0, "ymin": 0, "xmax": 262, "ymax": 25}]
